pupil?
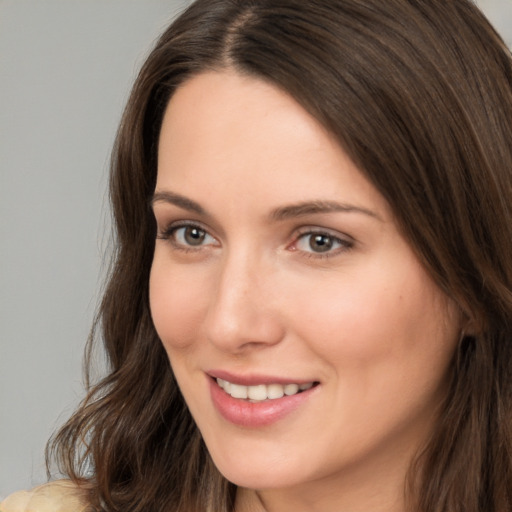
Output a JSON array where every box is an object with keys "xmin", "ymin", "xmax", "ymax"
[
  {"xmin": 185, "ymin": 227, "xmax": 205, "ymax": 245},
  {"xmin": 310, "ymin": 234, "xmax": 333, "ymax": 252}
]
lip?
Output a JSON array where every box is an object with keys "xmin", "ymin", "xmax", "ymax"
[
  {"xmin": 208, "ymin": 373, "xmax": 318, "ymax": 427},
  {"xmin": 208, "ymin": 369, "xmax": 316, "ymax": 386}
]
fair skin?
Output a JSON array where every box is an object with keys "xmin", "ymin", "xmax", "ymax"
[{"xmin": 149, "ymin": 70, "xmax": 461, "ymax": 512}]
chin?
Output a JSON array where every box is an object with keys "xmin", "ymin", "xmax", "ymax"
[
  {"xmin": 221, "ymin": 469, "xmax": 300, "ymax": 491},
  {"xmin": 210, "ymin": 451, "xmax": 312, "ymax": 490}
]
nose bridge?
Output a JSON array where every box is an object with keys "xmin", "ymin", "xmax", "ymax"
[{"xmin": 205, "ymin": 245, "xmax": 283, "ymax": 352}]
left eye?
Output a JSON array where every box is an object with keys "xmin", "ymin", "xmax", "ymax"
[
  {"xmin": 295, "ymin": 232, "xmax": 347, "ymax": 253},
  {"xmin": 173, "ymin": 226, "xmax": 216, "ymax": 247}
]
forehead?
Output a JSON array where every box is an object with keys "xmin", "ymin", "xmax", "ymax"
[
  {"xmin": 157, "ymin": 71, "xmax": 388, "ymax": 214},
  {"xmin": 159, "ymin": 70, "xmax": 333, "ymax": 164}
]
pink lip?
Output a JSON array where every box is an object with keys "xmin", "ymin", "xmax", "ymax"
[
  {"xmin": 208, "ymin": 369, "xmax": 315, "ymax": 386},
  {"xmin": 208, "ymin": 375, "xmax": 318, "ymax": 428}
]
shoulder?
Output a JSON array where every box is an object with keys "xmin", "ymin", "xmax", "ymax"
[{"xmin": 0, "ymin": 480, "xmax": 92, "ymax": 512}]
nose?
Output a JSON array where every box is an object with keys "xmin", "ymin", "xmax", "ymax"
[{"xmin": 204, "ymin": 250, "xmax": 285, "ymax": 354}]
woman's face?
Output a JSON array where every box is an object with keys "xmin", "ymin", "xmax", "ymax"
[{"xmin": 150, "ymin": 71, "xmax": 461, "ymax": 502}]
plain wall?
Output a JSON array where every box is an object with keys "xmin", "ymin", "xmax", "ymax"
[
  {"xmin": 0, "ymin": 0, "xmax": 510, "ymax": 499},
  {"xmin": 0, "ymin": 0, "xmax": 190, "ymax": 498},
  {"xmin": 478, "ymin": 0, "xmax": 512, "ymax": 47}
]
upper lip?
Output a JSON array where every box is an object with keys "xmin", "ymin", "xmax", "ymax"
[{"xmin": 207, "ymin": 369, "xmax": 317, "ymax": 386}]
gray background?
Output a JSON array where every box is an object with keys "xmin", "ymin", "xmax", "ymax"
[
  {"xmin": 0, "ymin": 0, "xmax": 511, "ymax": 499},
  {"xmin": 0, "ymin": 0, "xmax": 190, "ymax": 498}
]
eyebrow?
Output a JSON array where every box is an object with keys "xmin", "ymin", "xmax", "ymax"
[
  {"xmin": 151, "ymin": 191, "xmax": 206, "ymax": 215},
  {"xmin": 269, "ymin": 200, "xmax": 382, "ymax": 222},
  {"xmin": 151, "ymin": 190, "xmax": 381, "ymax": 222}
]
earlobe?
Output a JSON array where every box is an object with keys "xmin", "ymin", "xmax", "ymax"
[
  {"xmin": 462, "ymin": 308, "xmax": 487, "ymax": 339},
  {"xmin": 455, "ymin": 297, "xmax": 485, "ymax": 340}
]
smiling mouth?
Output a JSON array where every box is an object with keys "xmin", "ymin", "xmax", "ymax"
[{"xmin": 215, "ymin": 378, "xmax": 318, "ymax": 403}]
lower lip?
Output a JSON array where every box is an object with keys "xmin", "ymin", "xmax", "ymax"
[{"xmin": 209, "ymin": 378, "xmax": 317, "ymax": 427}]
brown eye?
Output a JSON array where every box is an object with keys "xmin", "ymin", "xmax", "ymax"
[
  {"xmin": 294, "ymin": 230, "xmax": 352, "ymax": 256},
  {"xmin": 183, "ymin": 226, "xmax": 206, "ymax": 245},
  {"xmin": 172, "ymin": 225, "xmax": 215, "ymax": 247},
  {"xmin": 309, "ymin": 234, "xmax": 334, "ymax": 253}
]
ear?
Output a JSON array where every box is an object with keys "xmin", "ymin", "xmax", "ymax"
[
  {"xmin": 461, "ymin": 311, "xmax": 484, "ymax": 339},
  {"xmin": 454, "ymin": 296, "xmax": 485, "ymax": 339}
]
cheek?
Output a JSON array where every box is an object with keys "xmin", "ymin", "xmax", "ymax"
[
  {"xmin": 288, "ymin": 256, "xmax": 460, "ymax": 372},
  {"xmin": 149, "ymin": 258, "xmax": 209, "ymax": 351}
]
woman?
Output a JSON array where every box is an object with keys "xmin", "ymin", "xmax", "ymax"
[{"xmin": 2, "ymin": 0, "xmax": 512, "ymax": 511}]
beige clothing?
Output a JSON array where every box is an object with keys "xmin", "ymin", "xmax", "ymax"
[{"xmin": 0, "ymin": 480, "xmax": 90, "ymax": 512}]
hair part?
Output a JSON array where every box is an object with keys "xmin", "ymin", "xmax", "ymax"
[{"xmin": 47, "ymin": 1, "xmax": 512, "ymax": 511}]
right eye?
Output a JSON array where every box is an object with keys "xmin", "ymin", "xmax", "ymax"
[
  {"xmin": 174, "ymin": 225, "xmax": 210, "ymax": 246},
  {"xmin": 158, "ymin": 223, "xmax": 217, "ymax": 249}
]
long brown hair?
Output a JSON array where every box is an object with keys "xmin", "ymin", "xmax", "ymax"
[{"xmin": 47, "ymin": 1, "xmax": 512, "ymax": 511}]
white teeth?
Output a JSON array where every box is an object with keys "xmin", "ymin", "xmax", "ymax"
[
  {"xmin": 216, "ymin": 379, "xmax": 314, "ymax": 401},
  {"xmin": 229, "ymin": 383, "xmax": 248, "ymax": 399},
  {"xmin": 284, "ymin": 383, "xmax": 299, "ymax": 395},
  {"xmin": 217, "ymin": 378, "xmax": 232, "ymax": 393},
  {"xmin": 267, "ymin": 384, "xmax": 285, "ymax": 399},
  {"xmin": 247, "ymin": 384, "xmax": 267, "ymax": 401}
]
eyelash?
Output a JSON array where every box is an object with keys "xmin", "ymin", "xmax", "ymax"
[
  {"xmin": 291, "ymin": 228, "xmax": 354, "ymax": 259},
  {"xmin": 156, "ymin": 221, "xmax": 217, "ymax": 253},
  {"xmin": 156, "ymin": 222, "xmax": 354, "ymax": 259}
]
